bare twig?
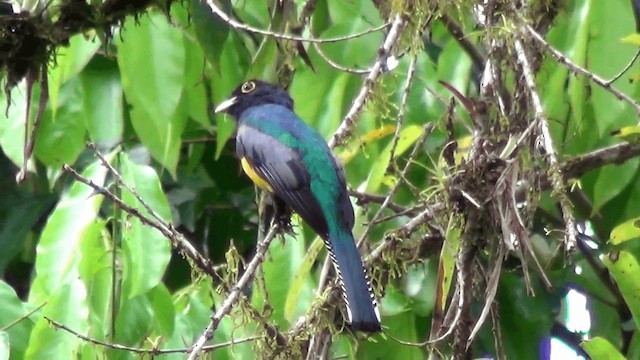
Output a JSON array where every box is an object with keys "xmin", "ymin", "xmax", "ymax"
[
  {"xmin": 328, "ymin": 14, "xmax": 409, "ymax": 148},
  {"xmin": 513, "ymin": 33, "xmax": 577, "ymax": 252},
  {"xmin": 0, "ymin": 302, "xmax": 47, "ymax": 331},
  {"xmin": 524, "ymin": 24, "xmax": 640, "ymax": 117},
  {"xmin": 605, "ymin": 50, "xmax": 640, "ymax": 85},
  {"xmin": 387, "ymin": 55, "xmax": 419, "ymax": 169},
  {"xmin": 311, "ymin": 42, "xmax": 371, "ymax": 74},
  {"xmin": 560, "ymin": 141, "xmax": 640, "ymax": 181},
  {"xmin": 203, "ymin": 0, "xmax": 388, "ymax": 44},
  {"xmin": 45, "ymin": 317, "xmax": 259, "ymax": 355},
  {"xmin": 187, "ymin": 226, "xmax": 280, "ymax": 360}
]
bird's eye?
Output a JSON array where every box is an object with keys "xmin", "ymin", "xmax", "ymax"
[{"xmin": 241, "ymin": 81, "xmax": 256, "ymax": 94}]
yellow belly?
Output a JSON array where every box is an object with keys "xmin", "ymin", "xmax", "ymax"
[{"xmin": 241, "ymin": 157, "xmax": 274, "ymax": 192}]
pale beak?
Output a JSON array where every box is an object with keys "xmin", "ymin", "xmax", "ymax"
[{"xmin": 214, "ymin": 97, "xmax": 238, "ymax": 113}]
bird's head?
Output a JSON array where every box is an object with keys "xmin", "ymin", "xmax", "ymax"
[{"xmin": 214, "ymin": 80, "xmax": 294, "ymax": 119}]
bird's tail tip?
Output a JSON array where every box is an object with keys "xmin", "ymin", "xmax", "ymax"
[{"xmin": 350, "ymin": 319, "xmax": 382, "ymax": 333}]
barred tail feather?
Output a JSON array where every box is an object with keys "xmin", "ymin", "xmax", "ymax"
[{"xmin": 327, "ymin": 230, "xmax": 381, "ymax": 332}]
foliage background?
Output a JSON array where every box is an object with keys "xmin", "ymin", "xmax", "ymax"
[{"xmin": 2, "ymin": 0, "xmax": 640, "ymax": 358}]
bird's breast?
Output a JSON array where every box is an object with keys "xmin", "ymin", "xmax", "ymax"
[{"xmin": 241, "ymin": 157, "xmax": 274, "ymax": 192}]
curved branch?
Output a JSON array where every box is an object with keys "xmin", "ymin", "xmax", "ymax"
[{"xmin": 202, "ymin": 0, "xmax": 389, "ymax": 44}]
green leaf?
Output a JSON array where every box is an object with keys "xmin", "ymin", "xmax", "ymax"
[
  {"xmin": 34, "ymin": 77, "xmax": 87, "ymax": 171},
  {"xmin": 25, "ymin": 279, "xmax": 88, "ymax": 359},
  {"xmin": 358, "ymin": 311, "xmax": 421, "ymax": 359},
  {"xmin": 365, "ymin": 125, "xmax": 424, "ymax": 192},
  {"xmin": 79, "ymin": 56, "xmax": 124, "ymax": 145},
  {"xmin": 610, "ymin": 217, "xmax": 640, "ymax": 245},
  {"xmin": 48, "ymin": 34, "xmax": 101, "ymax": 119},
  {"xmin": 0, "ymin": 281, "xmax": 34, "ymax": 359},
  {"xmin": 567, "ymin": 0, "xmax": 591, "ymax": 136},
  {"xmin": 589, "ymin": 0, "xmax": 640, "ymax": 139},
  {"xmin": 148, "ymin": 284, "xmax": 175, "ymax": 337},
  {"xmin": 114, "ymin": 295, "xmax": 153, "ymax": 346},
  {"xmin": 581, "ymin": 337, "xmax": 626, "ymax": 360},
  {"xmin": 190, "ymin": 0, "xmax": 230, "ymax": 72},
  {"xmin": 184, "ymin": 37, "xmax": 210, "ymax": 129},
  {"xmin": 247, "ymin": 37, "xmax": 279, "ymax": 82},
  {"xmin": 212, "ymin": 32, "xmax": 250, "ymax": 159},
  {"xmin": 604, "ymin": 251, "xmax": 640, "ymax": 330},
  {"xmin": 29, "ymin": 157, "xmax": 110, "ymax": 302},
  {"xmin": 0, "ymin": 331, "xmax": 8, "ymax": 360},
  {"xmin": 117, "ymin": 12, "xmax": 187, "ymax": 176},
  {"xmin": 593, "ymin": 159, "xmax": 640, "ymax": 214},
  {"xmin": 78, "ymin": 220, "xmax": 111, "ymax": 341},
  {"xmin": 285, "ymin": 236, "xmax": 324, "ymax": 322},
  {"xmin": 0, "ymin": 81, "xmax": 30, "ymax": 169},
  {"xmin": 119, "ymin": 154, "xmax": 172, "ymax": 299},
  {"xmin": 0, "ymin": 193, "xmax": 55, "ymax": 272}
]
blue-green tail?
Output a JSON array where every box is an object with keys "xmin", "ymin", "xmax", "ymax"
[{"xmin": 328, "ymin": 230, "xmax": 381, "ymax": 332}]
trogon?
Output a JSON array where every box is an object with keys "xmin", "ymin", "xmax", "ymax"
[{"xmin": 215, "ymin": 80, "xmax": 381, "ymax": 332}]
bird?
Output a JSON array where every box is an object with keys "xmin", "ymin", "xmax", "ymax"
[{"xmin": 215, "ymin": 80, "xmax": 381, "ymax": 332}]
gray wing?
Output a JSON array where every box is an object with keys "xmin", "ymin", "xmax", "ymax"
[{"xmin": 236, "ymin": 124, "xmax": 330, "ymax": 237}]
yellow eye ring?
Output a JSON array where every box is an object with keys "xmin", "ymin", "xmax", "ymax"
[{"xmin": 241, "ymin": 81, "xmax": 256, "ymax": 93}]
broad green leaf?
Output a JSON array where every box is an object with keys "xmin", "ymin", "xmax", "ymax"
[
  {"xmin": 34, "ymin": 77, "xmax": 86, "ymax": 171},
  {"xmin": 604, "ymin": 251, "xmax": 640, "ymax": 330},
  {"xmin": 436, "ymin": 226, "xmax": 461, "ymax": 315},
  {"xmin": 589, "ymin": 0, "xmax": 640, "ymax": 138},
  {"xmin": 0, "ymin": 80, "xmax": 31, "ymax": 169},
  {"xmin": 365, "ymin": 125, "xmax": 424, "ymax": 192},
  {"xmin": 380, "ymin": 285, "xmax": 411, "ymax": 317},
  {"xmin": 498, "ymin": 273, "xmax": 554, "ymax": 360},
  {"xmin": 358, "ymin": 311, "xmax": 421, "ymax": 359},
  {"xmin": 290, "ymin": 55, "xmax": 341, "ymax": 135},
  {"xmin": 315, "ymin": 73, "xmax": 351, "ymax": 137},
  {"xmin": 184, "ymin": 36, "xmax": 210, "ymax": 129},
  {"xmin": 79, "ymin": 56, "xmax": 123, "ymax": 145},
  {"xmin": 0, "ymin": 332, "xmax": 8, "ymax": 360},
  {"xmin": 567, "ymin": 0, "xmax": 590, "ymax": 136},
  {"xmin": 119, "ymin": 154, "xmax": 172, "ymax": 299},
  {"xmin": 247, "ymin": 38, "xmax": 279, "ymax": 82},
  {"xmin": 593, "ymin": 159, "xmax": 640, "ymax": 215},
  {"xmin": 114, "ymin": 295, "xmax": 153, "ymax": 346},
  {"xmin": 48, "ymin": 34, "xmax": 101, "ymax": 119},
  {"xmin": 148, "ymin": 284, "xmax": 175, "ymax": 337},
  {"xmin": 117, "ymin": 12, "xmax": 187, "ymax": 176},
  {"xmin": 212, "ymin": 32, "xmax": 250, "ymax": 159},
  {"xmin": 542, "ymin": 0, "xmax": 594, "ymax": 155},
  {"xmin": 610, "ymin": 217, "xmax": 640, "ymax": 245},
  {"xmin": 285, "ymin": 236, "xmax": 324, "ymax": 321},
  {"xmin": 0, "ymin": 281, "xmax": 34, "ymax": 359},
  {"xmin": 581, "ymin": 337, "xmax": 626, "ymax": 360},
  {"xmin": 190, "ymin": 0, "xmax": 230, "ymax": 72},
  {"xmin": 405, "ymin": 262, "xmax": 437, "ymax": 317},
  {"xmin": 29, "ymin": 156, "xmax": 110, "ymax": 303},
  {"xmin": 437, "ymin": 38, "xmax": 472, "ymax": 97},
  {"xmin": 0, "ymin": 193, "xmax": 55, "ymax": 272},
  {"xmin": 78, "ymin": 220, "xmax": 112, "ymax": 342},
  {"xmin": 25, "ymin": 279, "xmax": 88, "ymax": 359}
]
